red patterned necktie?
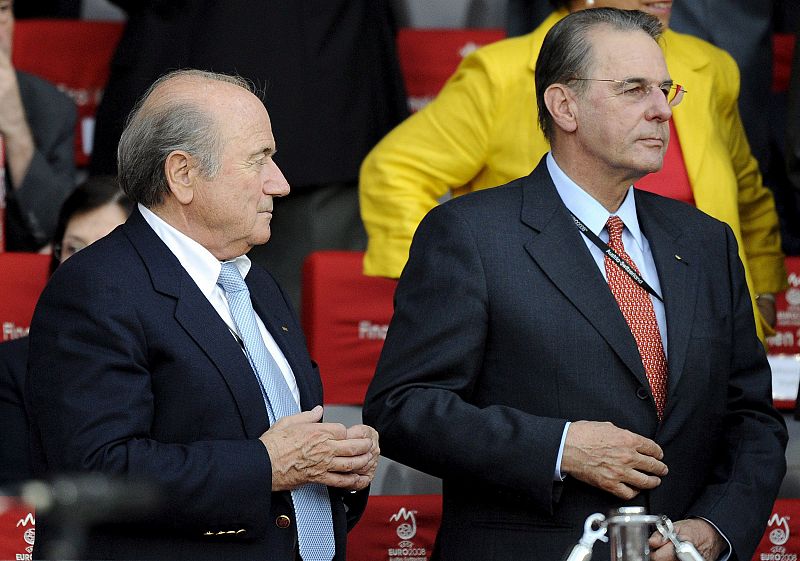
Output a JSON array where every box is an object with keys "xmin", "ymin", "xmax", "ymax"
[{"xmin": 605, "ymin": 216, "xmax": 667, "ymax": 420}]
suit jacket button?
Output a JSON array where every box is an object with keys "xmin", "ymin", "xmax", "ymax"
[
  {"xmin": 276, "ymin": 515, "xmax": 292, "ymax": 529},
  {"xmin": 636, "ymin": 387, "xmax": 650, "ymax": 400}
]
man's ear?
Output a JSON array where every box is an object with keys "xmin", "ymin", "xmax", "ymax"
[
  {"xmin": 544, "ymin": 84, "xmax": 578, "ymax": 134},
  {"xmin": 164, "ymin": 150, "xmax": 197, "ymax": 205}
]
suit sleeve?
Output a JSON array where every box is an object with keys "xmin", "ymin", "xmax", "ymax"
[
  {"xmin": 362, "ymin": 203, "xmax": 568, "ymax": 512},
  {"xmin": 10, "ymin": 78, "xmax": 77, "ymax": 246},
  {"xmin": 359, "ymin": 49, "xmax": 500, "ymax": 279},
  {"xmin": 26, "ymin": 263, "xmax": 274, "ymax": 536},
  {"xmin": 687, "ymin": 224, "xmax": 787, "ymax": 560},
  {"xmin": 713, "ymin": 50, "xmax": 786, "ymax": 297}
]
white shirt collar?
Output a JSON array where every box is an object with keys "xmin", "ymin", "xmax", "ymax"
[
  {"xmin": 546, "ymin": 152, "xmax": 645, "ymax": 251},
  {"xmin": 138, "ymin": 204, "xmax": 251, "ymax": 295}
]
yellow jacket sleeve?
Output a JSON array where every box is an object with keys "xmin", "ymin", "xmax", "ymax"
[{"xmin": 360, "ymin": 48, "xmax": 503, "ymax": 278}]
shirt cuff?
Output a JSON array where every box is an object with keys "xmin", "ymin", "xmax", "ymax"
[
  {"xmin": 554, "ymin": 421, "xmax": 570, "ymax": 481},
  {"xmin": 696, "ymin": 517, "xmax": 731, "ymax": 561}
]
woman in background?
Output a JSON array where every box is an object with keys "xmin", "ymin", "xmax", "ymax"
[
  {"xmin": 0, "ymin": 176, "xmax": 133, "ymax": 486},
  {"xmin": 360, "ymin": 0, "xmax": 786, "ymax": 342}
]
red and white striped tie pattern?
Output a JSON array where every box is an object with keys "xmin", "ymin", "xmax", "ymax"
[{"xmin": 604, "ymin": 216, "xmax": 667, "ymax": 420}]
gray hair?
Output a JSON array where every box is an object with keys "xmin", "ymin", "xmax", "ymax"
[
  {"xmin": 535, "ymin": 8, "xmax": 663, "ymax": 142},
  {"xmin": 117, "ymin": 69, "xmax": 255, "ymax": 207}
]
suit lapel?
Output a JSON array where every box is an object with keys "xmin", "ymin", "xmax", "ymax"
[
  {"xmin": 247, "ymin": 271, "xmax": 320, "ymax": 411},
  {"xmin": 635, "ymin": 194, "xmax": 699, "ymax": 415},
  {"xmin": 123, "ymin": 210, "xmax": 270, "ymax": 438},
  {"xmin": 520, "ymin": 162, "xmax": 649, "ymax": 388}
]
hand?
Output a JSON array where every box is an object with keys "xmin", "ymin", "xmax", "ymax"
[
  {"xmin": 0, "ymin": 49, "xmax": 35, "ymax": 185},
  {"xmin": 560, "ymin": 420, "xmax": 668, "ymax": 499},
  {"xmin": 0, "ymin": 49, "xmax": 27, "ymax": 134},
  {"xmin": 343, "ymin": 424, "xmax": 380, "ymax": 487},
  {"xmin": 756, "ymin": 295, "xmax": 777, "ymax": 328},
  {"xmin": 649, "ymin": 519, "xmax": 726, "ymax": 561},
  {"xmin": 260, "ymin": 406, "xmax": 378, "ymax": 492}
]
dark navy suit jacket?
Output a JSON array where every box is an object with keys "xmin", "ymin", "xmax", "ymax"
[
  {"xmin": 0, "ymin": 337, "xmax": 31, "ymax": 486},
  {"xmin": 363, "ymin": 158, "xmax": 787, "ymax": 561},
  {"xmin": 26, "ymin": 208, "xmax": 366, "ymax": 560}
]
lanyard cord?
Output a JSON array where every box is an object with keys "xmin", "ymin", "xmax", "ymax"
[{"xmin": 570, "ymin": 212, "xmax": 664, "ymax": 303}]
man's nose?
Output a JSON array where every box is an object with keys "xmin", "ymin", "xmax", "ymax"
[
  {"xmin": 263, "ymin": 158, "xmax": 290, "ymax": 197},
  {"xmin": 644, "ymin": 87, "xmax": 673, "ymax": 122}
]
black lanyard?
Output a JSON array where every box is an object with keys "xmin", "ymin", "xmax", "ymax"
[{"xmin": 571, "ymin": 212, "xmax": 664, "ymax": 303}]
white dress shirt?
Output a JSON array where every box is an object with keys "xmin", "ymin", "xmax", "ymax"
[
  {"xmin": 139, "ymin": 204, "xmax": 301, "ymax": 407},
  {"xmin": 545, "ymin": 152, "xmax": 667, "ymax": 480}
]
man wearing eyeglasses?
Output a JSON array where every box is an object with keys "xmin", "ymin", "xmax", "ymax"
[
  {"xmin": 0, "ymin": 0, "xmax": 76, "ymax": 252},
  {"xmin": 364, "ymin": 9, "xmax": 786, "ymax": 561}
]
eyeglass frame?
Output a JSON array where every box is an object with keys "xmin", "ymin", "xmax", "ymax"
[{"xmin": 567, "ymin": 78, "xmax": 687, "ymax": 107}]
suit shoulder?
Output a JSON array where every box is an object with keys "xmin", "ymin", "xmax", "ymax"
[
  {"xmin": 636, "ymin": 189, "xmax": 729, "ymax": 233},
  {"xmin": 662, "ymin": 30, "xmax": 739, "ymax": 77},
  {"xmin": 47, "ymin": 226, "xmax": 139, "ymax": 291},
  {"xmin": 17, "ymin": 71, "xmax": 77, "ymax": 122},
  {"xmin": 437, "ymin": 176, "xmax": 525, "ymax": 216}
]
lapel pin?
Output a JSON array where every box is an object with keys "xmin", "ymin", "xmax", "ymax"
[
  {"xmin": 674, "ymin": 254, "xmax": 682, "ymax": 261},
  {"xmin": 281, "ymin": 326, "xmax": 289, "ymax": 332}
]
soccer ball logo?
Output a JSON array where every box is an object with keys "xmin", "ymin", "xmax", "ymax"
[
  {"xmin": 390, "ymin": 508, "xmax": 418, "ymax": 541},
  {"xmin": 768, "ymin": 513, "xmax": 790, "ymax": 547}
]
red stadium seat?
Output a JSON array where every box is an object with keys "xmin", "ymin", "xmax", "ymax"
[
  {"xmin": 0, "ymin": 496, "xmax": 35, "ymax": 560},
  {"xmin": 767, "ymin": 257, "xmax": 800, "ymax": 410},
  {"xmin": 12, "ymin": 20, "xmax": 124, "ymax": 167},
  {"xmin": 346, "ymin": 494, "xmax": 442, "ymax": 561},
  {"xmin": 396, "ymin": 28, "xmax": 506, "ymax": 112},
  {"xmin": 769, "ymin": 255, "xmax": 800, "ymax": 353},
  {"xmin": 0, "ymin": 253, "xmax": 50, "ymax": 342},
  {"xmin": 301, "ymin": 251, "xmax": 396, "ymax": 404},
  {"xmin": 752, "ymin": 499, "xmax": 800, "ymax": 560}
]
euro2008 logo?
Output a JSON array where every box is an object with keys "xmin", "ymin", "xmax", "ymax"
[
  {"xmin": 392, "ymin": 508, "xmax": 417, "ymax": 540},
  {"xmin": 388, "ymin": 508, "xmax": 428, "ymax": 561},
  {"xmin": 762, "ymin": 513, "xmax": 796, "ymax": 561}
]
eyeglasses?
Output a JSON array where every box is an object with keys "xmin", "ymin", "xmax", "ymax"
[{"xmin": 569, "ymin": 78, "xmax": 687, "ymax": 107}]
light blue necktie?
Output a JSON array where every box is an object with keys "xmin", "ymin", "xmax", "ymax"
[{"xmin": 217, "ymin": 262, "xmax": 335, "ymax": 561}]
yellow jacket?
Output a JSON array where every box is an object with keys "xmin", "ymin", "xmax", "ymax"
[{"xmin": 359, "ymin": 10, "xmax": 786, "ymax": 340}]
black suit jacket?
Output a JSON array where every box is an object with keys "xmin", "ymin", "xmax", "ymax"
[
  {"xmin": 363, "ymin": 159, "xmax": 787, "ymax": 561},
  {"xmin": 6, "ymin": 71, "xmax": 76, "ymax": 251},
  {"xmin": 26, "ymin": 209, "xmax": 366, "ymax": 560},
  {"xmin": 0, "ymin": 337, "xmax": 31, "ymax": 486}
]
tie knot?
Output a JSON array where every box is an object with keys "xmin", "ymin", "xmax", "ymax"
[
  {"xmin": 606, "ymin": 216, "xmax": 625, "ymax": 245},
  {"xmin": 217, "ymin": 262, "xmax": 248, "ymax": 293}
]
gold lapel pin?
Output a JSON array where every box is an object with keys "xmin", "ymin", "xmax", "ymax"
[{"xmin": 281, "ymin": 326, "xmax": 289, "ymax": 332}]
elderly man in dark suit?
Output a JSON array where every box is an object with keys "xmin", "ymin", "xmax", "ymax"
[
  {"xmin": 0, "ymin": 0, "xmax": 75, "ymax": 251},
  {"xmin": 364, "ymin": 8, "xmax": 786, "ymax": 561},
  {"xmin": 26, "ymin": 69, "xmax": 379, "ymax": 561}
]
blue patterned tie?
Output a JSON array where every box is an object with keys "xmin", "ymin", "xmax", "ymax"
[{"xmin": 217, "ymin": 262, "xmax": 335, "ymax": 561}]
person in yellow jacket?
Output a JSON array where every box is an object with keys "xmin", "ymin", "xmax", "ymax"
[{"xmin": 359, "ymin": 0, "xmax": 786, "ymax": 342}]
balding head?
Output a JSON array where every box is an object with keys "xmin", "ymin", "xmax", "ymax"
[{"xmin": 117, "ymin": 70, "xmax": 255, "ymax": 208}]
